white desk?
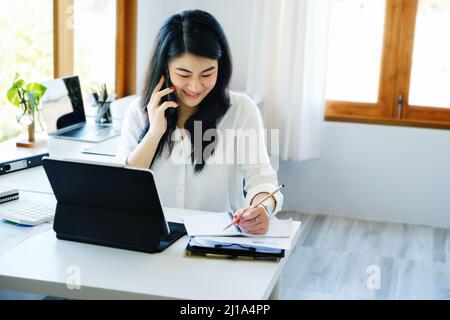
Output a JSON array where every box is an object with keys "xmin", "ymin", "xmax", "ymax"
[{"xmin": 0, "ymin": 137, "xmax": 301, "ymax": 300}]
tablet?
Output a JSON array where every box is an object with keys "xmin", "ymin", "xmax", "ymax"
[{"xmin": 42, "ymin": 157, "xmax": 185, "ymax": 253}]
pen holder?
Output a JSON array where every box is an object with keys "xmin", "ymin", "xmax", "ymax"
[{"xmin": 95, "ymin": 101, "xmax": 113, "ymax": 124}]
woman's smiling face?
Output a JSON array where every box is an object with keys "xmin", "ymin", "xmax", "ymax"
[{"xmin": 168, "ymin": 53, "xmax": 219, "ymax": 108}]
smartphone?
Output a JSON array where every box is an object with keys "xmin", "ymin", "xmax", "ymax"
[{"xmin": 161, "ymin": 69, "xmax": 177, "ymax": 118}]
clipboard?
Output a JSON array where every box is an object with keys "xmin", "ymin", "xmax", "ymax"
[{"xmin": 184, "ymin": 238, "xmax": 284, "ymax": 261}]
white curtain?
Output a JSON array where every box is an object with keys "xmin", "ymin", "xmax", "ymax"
[{"xmin": 246, "ymin": 0, "xmax": 332, "ymax": 161}]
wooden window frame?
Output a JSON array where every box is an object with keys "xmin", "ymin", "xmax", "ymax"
[
  {"xmin": 53, "ymin": 0, "xmax": 74, "ymax": 78},
  {"xmin": 53, "ymin": 0, "xmax": 137, "ymax": 98},
  {"xmin": 325, "ymin": 0, "xmax": 450, "ymax": 130},
  {"xmin": 116, "ymin": 0, "xmax": 137, "ymax": 98}
]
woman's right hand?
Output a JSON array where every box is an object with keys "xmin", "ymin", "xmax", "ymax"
[{"xmin": 146, "ymin": 76, "xmax": 178, "ymax": 138}]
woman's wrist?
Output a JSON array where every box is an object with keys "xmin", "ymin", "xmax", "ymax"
[
  {"xmin": 251, "ymin": 193, "xmax": 276, "ymax": 210},
  {"xmin": 260, "ymin": 203, "xmax": 274, "ymax": 219},
  {"xmin": 145, "ymin": 129, "xmax": 164, "ymax": 143},
  {"xmin": 251, "ymin": 192, "xmax": 276, "ymax": 218}
]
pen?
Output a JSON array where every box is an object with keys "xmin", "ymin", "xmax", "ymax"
[
  {"xmin": 222, "ymin": 184, "xmax": 285, "ymax": 231},
  {"xmin": 90, "ymin": 87, "xmax": 99, "ymax": 103}
]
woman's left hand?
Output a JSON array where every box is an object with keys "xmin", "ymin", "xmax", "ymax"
[{"xmin": 235, "ymin": 206, "xmax": 269, "ymax": 235}]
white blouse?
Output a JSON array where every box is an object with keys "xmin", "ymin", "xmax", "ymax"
[{"xmin": 116, "ymin": 91, "xmax": 283, "ymax": 214}]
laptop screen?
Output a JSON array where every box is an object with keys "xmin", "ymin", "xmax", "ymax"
[{"xmin": 41, "ymin": 76, "xmax": 86, "ymax": 134}]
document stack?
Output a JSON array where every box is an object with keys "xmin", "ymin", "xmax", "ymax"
[{"xmin": 182, "ymin": 212, "xmax": 296, "ymax": 261}]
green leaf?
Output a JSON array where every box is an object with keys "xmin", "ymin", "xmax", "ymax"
[
  {"xmin": 7, "ymin": 86, "xmax": 21, "ymax": 107},
  {"xmin": 25, "ymin": 82, "xmax": 47, "ymax": 103},
  {"xmin": 16, "ymin": 79, "xmax": 25, "ymax": 88}
]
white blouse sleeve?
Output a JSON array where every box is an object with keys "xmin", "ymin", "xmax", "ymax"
[
  {"xmin": 115, "ymin": 98, "xmax": 145, "ymax": 165},
  {"xmin": 237, "ymin": 96, "xmax": 284, "ymax": 215}
]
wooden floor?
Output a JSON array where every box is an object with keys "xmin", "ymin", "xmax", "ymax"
[
  {"xmin": 277, "ymin": 211, "xmax": 450, "ymax": 300},
  {"xmin": 2, "ymin": 212, "xmax": 450, "ymax": 300}
]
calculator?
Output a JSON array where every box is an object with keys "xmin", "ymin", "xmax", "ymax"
[{"xmin": 1, "ymin": 199, "xmax": 55, "ymax": 226}]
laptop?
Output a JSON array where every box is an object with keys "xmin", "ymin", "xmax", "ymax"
[
  {"xmin": 40, "ymin": 76, "xmax": 120, "ymax": 143},
  {"xmin": 42, "ymin": 157, "xmax": 186, "ymax": 253}
]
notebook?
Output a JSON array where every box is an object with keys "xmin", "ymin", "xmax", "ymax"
[
  {"xmin": 82, "ymin": 143, "xmax": 117, "ymax": 157},
  {"xmin": 0, "ymin": 186, "xmax": 19, "ymax": 205}
]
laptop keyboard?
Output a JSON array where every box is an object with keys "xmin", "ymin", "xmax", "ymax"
[
  {"xmin": 60, "ymin": 125, "xmax": 119, "ymax": 141},
  {"xmin": 66, "ymin": 125, "xmax": 111, "ymax": 135}
]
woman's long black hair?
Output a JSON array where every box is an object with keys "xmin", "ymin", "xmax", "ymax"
[{"xmin": 140, "ymin": 10, "xmax": 232, "ymax": 173}]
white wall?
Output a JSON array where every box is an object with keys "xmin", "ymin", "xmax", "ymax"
[
  {"xmin": 278, "ymin": 122, "xmax": 450, "ymax": 228},
  {"xmin": 136, "ymin": 0, "xmax": 450, "ymax": 228}
]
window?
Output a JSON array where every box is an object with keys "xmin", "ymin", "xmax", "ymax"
[
  {"xmin": 0, "ymin": 0, "xmax": 54, "ymax": 143},
  {"xmin": 409, "ymin": 0, "xmax": 450, "ymax": 108},
  {"xmin": 326, "ymin": 0, "xmax": 386, "ymax": 103},
  {"xmin": 74, "ymin": 0, "xmax": 117, "ymax": 115},
  {"xmin": 58, "ymin": 0, "xmax": 137, "ymax": 107},
  {"xmin": 0, "ymin": 0, "xmax": 136, "ymax": 143},
  {"xmin": 325, "ymin": 0, "xmax": 450, "ymax": 129}
]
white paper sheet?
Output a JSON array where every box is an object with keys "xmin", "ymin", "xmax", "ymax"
[
  {"xmin": 182, "ymin": 212, "xmax": 293, "ymax": 238},
  {"xmin": 195, "ymin": 221, "xmax": 300, "ymax": 250},
  {"xmin": 0, "ymin": 220, "xmax": 52, "ymax": 257}
]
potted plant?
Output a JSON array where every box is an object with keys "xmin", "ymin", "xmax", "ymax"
[{"xmin": 6, "ymin": 74, "xmax": 47, "ymax": 148}]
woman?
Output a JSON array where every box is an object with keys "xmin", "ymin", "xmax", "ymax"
[{"xmin": 116, "ymin": 10, "xmax": 283, "ymax": 234}]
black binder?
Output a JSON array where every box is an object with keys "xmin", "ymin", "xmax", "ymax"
[
  {"xmin": 185, "ymin": 239, "xmax": 284, "ymax": 261},
  {"xmin": 0, "ymin": 152, "xmax": 49, "ymax": 175}
]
